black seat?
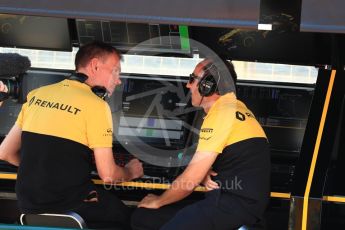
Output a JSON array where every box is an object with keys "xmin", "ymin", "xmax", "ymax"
[
  {"xmin": 237, "ymin": 225, "xmax": 265, "ymax": 230},
  {"xmin": 20, "ymin": 211, "xmax": 87, "ymax": 229},
  {"xmin": 238, "ymin": 226, "xmax": 257, "ymax": 230},
  {"xmin": 237, "ymin": 217, "xmax": 266, "ymax": 230}
]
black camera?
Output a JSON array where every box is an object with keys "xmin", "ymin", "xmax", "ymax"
[
  {"xmin": 0, "ymin": 53, "xmax": 31, "ymax": 102},
  {"xmin": 0, "ymin": 77, "xmax": 21, "ymax": 102}
]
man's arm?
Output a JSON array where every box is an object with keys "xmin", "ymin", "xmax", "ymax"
[
  {"xmin": 93, "ymin": 147, "xmax": 143, "ymax": 184},
  {"xmin": 0, "ymin": 124, "xmax": 22, "ymax": 166},
  {"xmin": 138, "ymin": 150, "xmax": 218, "ymax": 209}
]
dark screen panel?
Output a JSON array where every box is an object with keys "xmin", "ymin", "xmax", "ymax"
[
  {"xmin": 76, "ymin": 20, "xmax": 191, "ymax": 56},
  {"xmin": 236, "ymin": 81, "xmax": 315, "ymax": 192},
  {"xmin": 0, "ymin": 14, "xmax": 72, "ymax": 51},
  {"xmin": 259, "ymin": 0, "xmax": 302, "ymax": 31},
  {"xmin": 107, "ymin": 74, "xmax": 198, "ymax": 173},
  {"xmin": 112, "ymin": 74, "xmax": 193, "ymax": 149},
  {"xmin": 0, "ymin": 0, "xmax": 259, "ymax": 29},
  {"xmin": 190, "ymin": 26, "xmax": 332, "ymax": 66},
  {"xmin": 237, "ymin": 82, "xmax": 314, "ymax": 153}
]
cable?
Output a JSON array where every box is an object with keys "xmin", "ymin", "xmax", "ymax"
[{"xmin": 199, "ymin": 95, "xmax": 205, "ymax": 107}]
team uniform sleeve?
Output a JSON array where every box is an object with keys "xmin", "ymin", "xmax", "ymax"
[
  {"xmin": 85, "ymin": 101, "xmax": 113, "ymax": 149},
  {"xmin": 196, "ymin": 104, "xmax": 236, "ymax": 154}
]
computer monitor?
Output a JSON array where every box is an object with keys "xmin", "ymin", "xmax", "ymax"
[
  {"xmin": 76, "ymin": 20, "xmax": 191, "ymax": 56},
  {"xmin": 0, "ymin": 14, "xmax": 73, "ymax": 51},
  {"xmin": 236, "ymin": 81, "xmax": 314, "ymax": 153},
  {"xmin": 107, "ymin": 73, "xmax": 199, "ymax": 167},
  {"xmin": 190, "ymin": 26, "xmax": 332, "ymax": 66},
  {"xmin": 111, "ymin": 74, "xmax": 194, "ymax": 147}
]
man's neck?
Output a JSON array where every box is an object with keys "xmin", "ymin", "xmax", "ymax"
[{"xmin": 202, "ymin": 94, "xmax": 220, "ymax": 113}]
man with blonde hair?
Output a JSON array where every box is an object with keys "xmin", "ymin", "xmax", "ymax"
[{"xmin": 0, "ymin": 41, "xmax": 143, "ymax": 230}]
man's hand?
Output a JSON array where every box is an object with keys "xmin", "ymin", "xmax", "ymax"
[
  {"xmin": 0, "ymin": 81, "xmax": 8, "ymax": 92},
  {"xmin": 202, "ymin": 170, "xmax": 219, "ymax": 191},
  {"xmin": 125, "ymin": 158, "xmax": 144, "ymax": 180},
  {"xmin": 138, "ymin": 194, "xmax": 161, "ymax": 209},
  {"xmin": 94, "ymin": 149, "xmax": 143, "ymax": 183},
  {"xmin": 0, "ymin": 81, "xmax": 8, "ymax": 106}
]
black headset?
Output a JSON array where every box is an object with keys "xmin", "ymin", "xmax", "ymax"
[
  {"xmin": 198, "ymin": 63, "xmax": 220, "ymax": 97},
  {"xmin": 69, "ymin": 72, "xmax": 108, "ymax": 100}
]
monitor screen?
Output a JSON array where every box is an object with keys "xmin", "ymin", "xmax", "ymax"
[
  {"xmin": 110, "ymin": 74, "xmax": 195, "ymax": 149},
  {"xmin": 107, "ymin": 74, "xmax": 199, "ymax": 167},
  {"xmin": 236, "ymin": 81, "xmax": 314, "ymax": 153},
  {"xmin": 190, "ymin": 26, "xmax": 332, "ymax": 66},
  {"xmin": 0, "ymin": 14, "xmax": 73, "ymax": 51},
  {"xmin": 118, "ymin": 117, "xmax": 184, "ymax": 142},
  {"xmin": 76, "ymin": 20, "xmax": 191, "ymax": 56}
]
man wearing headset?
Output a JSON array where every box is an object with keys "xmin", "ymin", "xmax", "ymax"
[
  {"xmin": 0, "ymin": 80, "xmax": 8, "ymax": 107},
  {"xmin": 131, "ymin": 58, "xmax": 270, "ymax": 230},
  {"xmin": 0, "ymin": 41, "xmax": 143, "ymax": 230}
]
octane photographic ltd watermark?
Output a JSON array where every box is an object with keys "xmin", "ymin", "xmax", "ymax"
[{"xmin": 103, "ymin": 176, "xmax": 243, "ymax": 191}]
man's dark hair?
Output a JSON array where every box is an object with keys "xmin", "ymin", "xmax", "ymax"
[
  {"xmin": 75, "ymin": 41, "xmax": 122, "ymax": 70},
  {"xmin": 202, "ymin": 57, "xmax": 237, "ymax": 95},
  {"xmin": 221, "ymin": 58, "xmax": 237, "ymax": 84}
]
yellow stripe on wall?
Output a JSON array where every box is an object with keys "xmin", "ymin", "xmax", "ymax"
[
  {"xmin": 302, "ymin": 70, "xmax": 336, "ymax": 230},
  {"xmin": 271, "ymin": 192, "xmax": 291, "ymax": 199},
  {"xmin": 323, "ymin": 196, "xmax": 345, "ymax": 203}
]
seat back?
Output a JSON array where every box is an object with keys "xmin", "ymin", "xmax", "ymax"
[
  {"xmin": 238, "ymin": 217, "xmax": 266, "ymax": 230},
  {"xmin": 20, "ymin": 212, "xmax": 87, "ymax": 229},
  {"xmin": 238, "ymin": 225, "xmax": 265, "ymax": 230}
]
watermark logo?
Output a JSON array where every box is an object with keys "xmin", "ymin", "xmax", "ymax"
[
  {"xmin": 102, "ymin": 176, "xmax": 243, "ymax": 191},
  {"xmin": 115, "ymin": 36, "xmax": 236, "ymax": 168}
]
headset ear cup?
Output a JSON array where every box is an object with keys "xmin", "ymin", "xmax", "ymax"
[
  {"xmin": 198, "ymin": 78, "xmax": 207, "ymax": 96},
  {"xmin": 198, "ymin": 74, "xmax": 217, "ymax": 97}
]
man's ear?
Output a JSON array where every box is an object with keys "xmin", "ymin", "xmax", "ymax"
[{"xmin": 89, "ymin": 57, "xmax": 99, "ymax": 73}]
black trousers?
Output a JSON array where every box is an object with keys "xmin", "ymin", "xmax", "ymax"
[
  {"xmin": 131, "ymin": 190, "xmax": 258, "ymax": 230},
  {"xmin": 73, "ymin": 188, "xmax": 132, "ymax": 230}
]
